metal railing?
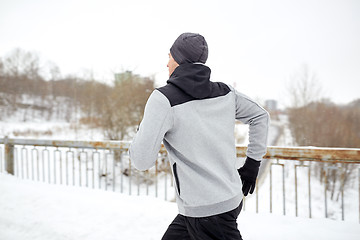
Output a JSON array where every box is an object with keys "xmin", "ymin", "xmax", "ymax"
[
  {"xmin": 0, "ymin": 137, "xmax": 173, "ymax": 200},
  {"xmin": 1, "ymin": 137, "xmax": 360, "ymax": 222},
  {"xmin": 241, "ymin": 146, "xmax": 360, "ymax": 223}
]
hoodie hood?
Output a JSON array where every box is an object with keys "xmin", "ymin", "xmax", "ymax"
[{"xmin": 167, "ymin": 63, "xmax": 212, "ymax": 99}]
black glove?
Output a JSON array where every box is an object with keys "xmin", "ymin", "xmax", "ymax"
[{"xmin": 237, "ymin": 157, "xmax": 260, "ymax": 196}]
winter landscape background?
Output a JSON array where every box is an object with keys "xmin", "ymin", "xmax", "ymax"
[
  {"xmin": 1, "ymin": 0, "xmax": 360, "ymax": 239},
  {"xmin": 0, "ymin": 77, "xmax": 359, "ymax": 239}
]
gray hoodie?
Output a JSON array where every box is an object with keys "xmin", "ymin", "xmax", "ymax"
[{"xmin": 129, "ymin": 63, "xmax": 269, "ymax": 217}]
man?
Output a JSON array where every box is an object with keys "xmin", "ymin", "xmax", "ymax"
[{"xmin": 129, "ymin": 32, "xmax": 269, "ymax": 240}]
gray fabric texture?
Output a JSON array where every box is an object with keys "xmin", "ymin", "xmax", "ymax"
[{"xmin": 129, "ymin": 85, "xmax": 269, "ymax": 217}]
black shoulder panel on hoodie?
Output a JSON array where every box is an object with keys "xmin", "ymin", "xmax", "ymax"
[
  {"xmin": 157, "ymin": 82, "xmax": 231, "ymax": 107},
  {"xmin": 157, "ymin": 64, "xmax": 231, "ymax": 107}
]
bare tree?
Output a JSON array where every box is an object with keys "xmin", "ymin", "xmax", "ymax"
[
  {"xmin": 286, "ymin": 64, "xmax": 323, "ymax": 108},
  {"xmin": 0, "ymin": 57, "xmax": 4, "ymax": 76},
  {"xmin": 1, "ymin": 49, "xmax": 45, "ymax": 119},
  {"xmin": 100, "ymin": 71, "xmax": 154, "ymax": 140},
  {"xmin": 0, "ymin": 49, "xmax": 156, "ymax": 139},
  {"xmin": 3, "ymin": 48, "xmax": 41, "ymax": 80},
  {"xmin": 46, "ymin": 61, "xmax": 61, "ymax": 97},
  {"xmin": 43, "ymin": 61, "xmax": 62, "ymax": 120},
  {"xmin": 0, "ymin": 57, "xmax": 5, "ymax": 92}
]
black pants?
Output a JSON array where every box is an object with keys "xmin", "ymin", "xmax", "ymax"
[{"xmin": 162, "ymin": 201, "xmax": 243, "ymax": 240}]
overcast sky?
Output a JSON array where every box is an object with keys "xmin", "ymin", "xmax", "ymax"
[{"xmin": 1, "ymin": 0, "xmax": 359, "ymax": 106}]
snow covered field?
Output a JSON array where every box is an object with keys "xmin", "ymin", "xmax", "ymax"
[{"xmin": 1, "ymin": 173, "xmax": 359, "ymax": 240}]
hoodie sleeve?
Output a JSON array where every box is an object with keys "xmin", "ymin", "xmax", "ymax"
[
  {"xmin": 129, "ymin": 90, "xmax": 173, "ymax": 171},
  {"xmin": 231, "ymin": 87, "xmax": 270, "ymax": 161}
]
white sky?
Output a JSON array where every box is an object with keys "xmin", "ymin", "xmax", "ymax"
[{"xmin": 1, "ymin": 0, "xmax": 359, "ymax": 106}]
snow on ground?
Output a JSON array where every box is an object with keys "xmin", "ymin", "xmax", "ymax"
[
  {"xmin": 0, "ymin": 120, "xmax": 104, "ymax": 141},
  {"xmin": 0, "ymin": 96, "xmax": 105, "ymax": 141},
  {"xmin": 1, "ymin": 173, "xmax": 359, "ymax": 240}
]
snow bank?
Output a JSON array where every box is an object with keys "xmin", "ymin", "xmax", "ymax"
[{"xmin": 1, "ymin": 173, "xmax": 359, "ymax": 240}]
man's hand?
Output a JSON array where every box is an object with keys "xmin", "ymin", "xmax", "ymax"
[{"xmin": 237, "ymin": 157, "xmax": 260, "ymax": 196}]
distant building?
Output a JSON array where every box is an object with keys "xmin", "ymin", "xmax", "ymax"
[
  {"xmin": 265, "ymin": 99, "xmax": 277, "ymax": 112},
  {"xmin": 114, "ymin": 71, "xmax": 134, "ymax": 84}
]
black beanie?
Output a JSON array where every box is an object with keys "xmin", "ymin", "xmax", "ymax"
[{"xmin": 170, "ymin": 32, "xmax": 208, "ymax": 65}]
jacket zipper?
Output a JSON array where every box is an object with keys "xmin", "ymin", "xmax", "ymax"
[{"xmin": 173, "ymin": 163, "xmax": 180, "ymax": 195}]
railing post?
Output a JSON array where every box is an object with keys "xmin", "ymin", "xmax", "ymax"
[
  {"xmin": 4, "ymin": 136, "xmax": 15, "ymax": 175},
  {"xmin": 324, "ymin": 168, "xmax": 328, "ymax": 218}
]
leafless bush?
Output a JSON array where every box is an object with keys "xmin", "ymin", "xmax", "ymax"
[
  {"xmin": 286, "ymin": 65, "xmax": 360, "ymax": 201},
  {"xmin": 99, "ymin": 71, "xmax": 154, "ymax": 140}
]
